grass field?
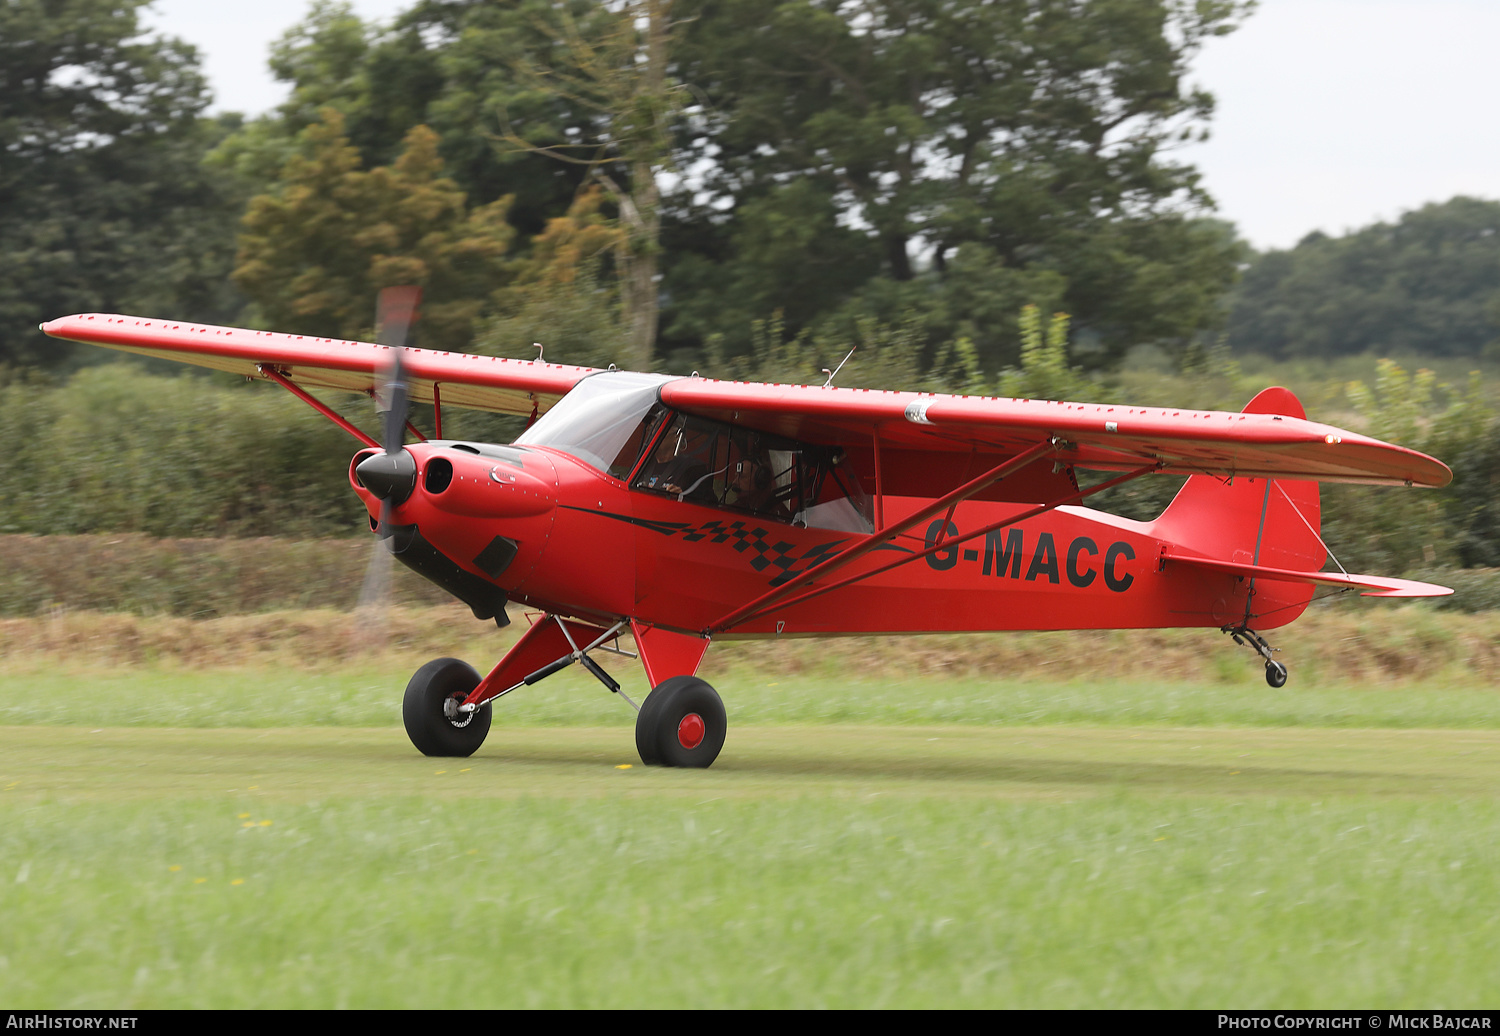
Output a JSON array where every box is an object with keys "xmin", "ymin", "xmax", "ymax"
[{"xmin": 2, "ymin": 608, "xmax": 1499, "ymax": 1007}]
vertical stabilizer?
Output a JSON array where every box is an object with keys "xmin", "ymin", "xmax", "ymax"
[{"xmin": 1149, "ymin": 387, "xmax": 1324, "ymax": 626}]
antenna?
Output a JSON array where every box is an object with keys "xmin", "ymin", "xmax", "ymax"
[
  {"xmin": 823, "ymin": 346, "xmax": 856, "ymax": 387},
  {"xmin": 532, "ymin": 342, "xmax": 544, "ymax": 363}
]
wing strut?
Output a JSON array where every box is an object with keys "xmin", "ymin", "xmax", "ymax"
[
  {"xmin": 707, "ymin": 438, "xmax": 1061, "ymax": 634},
  {"xmin": 258, "ymin": 365, "xmax": 378, "ymax": 449},
  {"xmin": 713, "ymin": 462, "xmax": 1158, "ymax": 633}
]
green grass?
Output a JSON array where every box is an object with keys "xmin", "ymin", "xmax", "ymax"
[
  {"xmin": 3, "ymin": 653, "xmax": 1500, "ymax": 1007},
  {"xmin": 2, "ymin": 725, "xmax": 1499, "ymax": 1007},
  {"xmin": 6, "ymin": 663, "xmax": 1500, "ymax": 729}
]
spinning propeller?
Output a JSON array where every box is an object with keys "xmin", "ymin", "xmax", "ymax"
[
  {"xmin": 356, "ymin": 286, "xmax": 423, "ymax": 612},
  {"xmin": 356, "ymin": 286, "xmax": 423, "ymax": 514}
]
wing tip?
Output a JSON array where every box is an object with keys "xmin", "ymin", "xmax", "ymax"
[{"xmin": 1358, "ymin": 577, "xmax": 1455, "ymax": 598}]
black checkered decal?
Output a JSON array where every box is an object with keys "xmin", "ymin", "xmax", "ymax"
[{"xmin": 566, "ymin": 507, "xmax": 851, "ymax": 587}]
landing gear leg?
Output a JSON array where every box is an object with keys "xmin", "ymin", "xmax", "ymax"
[{"xmin": 1222, "ymin": 625, "xmax": 1288, "ymax": 687}]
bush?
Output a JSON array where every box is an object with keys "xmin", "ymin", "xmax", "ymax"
[{"xmin": 0, "ymin": 365, "xmax": 366, "ymax": 538}]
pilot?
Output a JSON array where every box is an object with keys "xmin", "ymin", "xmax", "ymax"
[{"xmin": 642, "ymin": 421, "xmax": 719, "ymax": 503}]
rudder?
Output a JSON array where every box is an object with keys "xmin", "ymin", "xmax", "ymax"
[{"xmin": 1149, "ymin": 387, "xmax": 1324, "ymax": 627}]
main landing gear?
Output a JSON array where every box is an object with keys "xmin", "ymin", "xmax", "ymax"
[
  {"xmin": 1222, "ymin": 625, "xmax": 1288, "ymax": 687},
  {"xmin": 400, "ymin": 614, "xmax": 725, "ymax": 768},
  {"xmin": 634, "ymin": 676, "xmax": 727, "ymax": 768}
]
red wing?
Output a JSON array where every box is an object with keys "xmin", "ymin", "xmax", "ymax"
[
  {"xmin": 44, "ymin": 313, "xmax": 1453, "ymax": 490},
  {"xmin": 41, "ymin": 313, "xmax": 595, "ymax": 419},
  {"xmin": 658, "ymin": 380, "xmax": 1452, "ymax": 488}
]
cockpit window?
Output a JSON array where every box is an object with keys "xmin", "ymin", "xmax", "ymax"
[
  {"xmin": 512, "ymin": 371, "xmax": 673, "ymax": 478},
  {"xmin": 635, "ymin": 412, "xmax": 873, "ymax": 532}
]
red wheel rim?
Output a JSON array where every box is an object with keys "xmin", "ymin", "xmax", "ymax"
[{"xmin": 677, "ymin": 713, "xmax": 706, "ymax": 750}]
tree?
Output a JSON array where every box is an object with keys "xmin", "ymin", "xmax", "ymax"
[
  {"xmin": 213, "ymin": 0, "xmax": 1252, "ymax": 374},
  {"xmin": 1226, "ymin": 197, "xmax": 1500, "ymax": 360},
  {"xmin": 233, "ymin": 110, "xmax": 515, "ymax": 350},
  {"xmin": 495, "ymin": 0, "xmax": 687, "ymax": 368},
  {"xmin": 0, "ymin": 0, "xmax": 241, "ymax": 367},
  {"xmin": 214, "ymin": 0, "xmax": 660, "ymax": 361},
  {"xmin": 214, "ymin": 1, "xmax": 605, "ymax": 234},
  {"xmin": 1323, "ymin": 360, "xmax": 1499, "ymax": 572},
  {"xmin": 478, "ymin": 184, "xmax": 632, "ymax": 370},
  {"xmin": 663, "ymin": 0, "xmax": 1252, "ymax": 369}
]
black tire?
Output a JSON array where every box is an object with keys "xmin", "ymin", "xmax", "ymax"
[
  {"xmin": 634, "ymin": 683, "xmax": 665, "ymax": 766},
  {"xmin": 403, "ymin": 657, "xmax": 492, "ymax": 757},
  {"xmin": 1265, "ymin": 660, "xmax": 1288, "ymax": 688},
  {"xmin": 635, "ymin": 676, "xmax": 726, "ymax": 769}
]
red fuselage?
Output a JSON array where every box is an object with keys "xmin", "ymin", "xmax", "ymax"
[{"xmin": 351, "ymin": 440, "xmax": 1312, "ymax": 638}]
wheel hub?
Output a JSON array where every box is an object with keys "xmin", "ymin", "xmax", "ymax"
[
  {"xmin": 443, "ymin": 693, "xmax": 474, "ymax": 728},
  {"xmin": 677, "ymin": 713, "xmax": 705, "ymax": 750}
]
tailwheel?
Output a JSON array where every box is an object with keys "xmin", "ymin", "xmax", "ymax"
[
  {"xmin": 403, "ymin": 657, "xmax": 492, "ymax": 757},
  {"xmin": 1222, "ymin": 625, "xmax": 1289, "ymax": 688},
  {"xmin": 635, "ymin": 676, "xmax": 726, "ymax": 769}
]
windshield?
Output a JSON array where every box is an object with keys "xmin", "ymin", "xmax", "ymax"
[{"xmin": 513, "ymin": 371, "xmax": 674, "ymax": 477}]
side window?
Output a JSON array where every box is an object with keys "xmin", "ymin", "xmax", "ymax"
[
  {"xmin": 797, "ymin": 452, "xmax": 874, "ymax": 533},
  {"xmin": 633, "ymin": 413, "xmax": 870, "ymax": 531},
  {"xmin": 635, "ymin": 415, "xmax": 728, "ymax": 504},
  {"xmin": 635, "ymin": 415, "xmax": 803, "ymax": 523},
  {"xmin": 725, "ymin": 437, "xmax": 805, "ymax": 522}
]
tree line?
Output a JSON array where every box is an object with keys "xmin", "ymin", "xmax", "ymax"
[
  {"xmin": 7, "ymin": 1, "xmax": 1495, "ymax": 374},
  {"xmin": 5, "ymin": 0, "xmax": 1255, "ymax": 374}
]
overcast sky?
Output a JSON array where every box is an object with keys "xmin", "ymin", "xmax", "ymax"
[{"xmin": 144, "ymin": 0, "xmax": 1500, "ymax": 253}]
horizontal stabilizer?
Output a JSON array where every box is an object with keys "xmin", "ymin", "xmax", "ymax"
[{"xmin": 1160, "ymin": 550, "xmax": 1453, "ymax": 598}]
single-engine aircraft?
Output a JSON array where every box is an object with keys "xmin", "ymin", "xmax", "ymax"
[{"xmin": 42, "ymin": 304, "xmax": 1453, "ymax": 768}]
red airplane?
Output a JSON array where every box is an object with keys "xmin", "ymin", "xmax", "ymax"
[{"xmin": 42, "ymin": 309, "xmax": 1452, "ymax": 769}]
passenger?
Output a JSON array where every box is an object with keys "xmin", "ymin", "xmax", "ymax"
[{"xmin": 729, "ymin": 454, "xmax": 790, "ymax": 518}]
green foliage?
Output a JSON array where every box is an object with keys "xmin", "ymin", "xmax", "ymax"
[
  {"xmin": 205, "ymin": 0, "xmax": 1252, "ymax": 374},
  {"xmin": 478, "ymin": 259, "xmax": 630, "ymax": 374},
  {"xmin": 0, "ymin": 0, "xmax": 246, "ymax": 367},
  {"xmin": 996, "ymin": 306, "xmax": 1100, "ymax": 402},
  {"xmin": 0, "ymin": 366, "xmax": 366, "ymax": 538},
  {"xmin": 1322, "ymin": 360, "xmax": 1500, "ymax": 572},
  {"xmin": 495, "ymin": 0, "xmax": 686, "ymax": 365},
  {"xmin": 700, "ymin": 302, "xmax": 1107, "ymax": 399},
  {"xmin": 475, "ymin": 185, "xmax": 631, "ymax": 372},
  {"xmin": 214, "ymin": 0, "xmax": 602, "ymax": 235},
  {"xmin": 663, "ymin": 0, "xmax": 1252, "ymax": 369},
  {"xmin": 1227, "ymin": 197, "xmax": 1500, "ymax": 360},
  {"xmin": 234, "ymin": 110, "xmax": 515, "ymax": 349},
  {"xmin": 701, "ymin": 310, "xmax": 955, "ymax": 392}
]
